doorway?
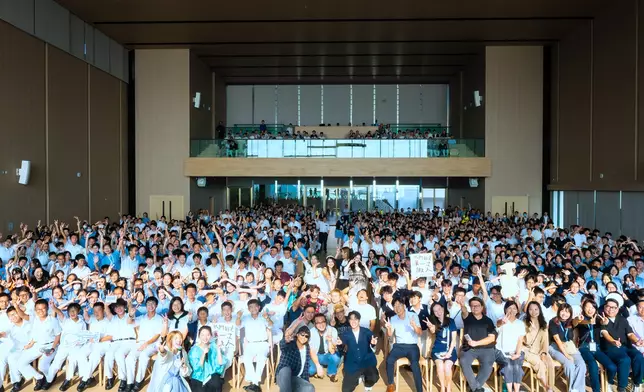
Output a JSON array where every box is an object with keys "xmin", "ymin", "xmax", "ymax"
[{"xmin": 325, "ymin": 187, "xmax": 350, "ymax": 216}]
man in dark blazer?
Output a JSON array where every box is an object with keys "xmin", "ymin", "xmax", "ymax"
[{"xmin": 337, "ymin": 311, "xmax": 380, "ymax": 392}]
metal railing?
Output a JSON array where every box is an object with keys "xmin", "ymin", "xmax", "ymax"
[{"xmin": 190, "ymin": 138, "xmax": 484, "ymax": 158}]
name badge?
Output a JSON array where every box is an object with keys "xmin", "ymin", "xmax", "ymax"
[{"xmin": 589, "ymin": 342, "xmax": 597, "ymax": 352}]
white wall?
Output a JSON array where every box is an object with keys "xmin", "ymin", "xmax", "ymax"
[
  {"xmin": 225, "ymin": 84, "xmax": 449, "ymax": 126},
  {"xmin": 226, "ymin": 85, "xmax": 252, "ymax": 125},
  {"xmin": 300, "ymin": 85, "xmax": 321, "ymax": 126},
  {"xmin": 375, "ymin": 85, "xmax": 397, "ymax": 124},
  {"xmin": 277, "ymin": 85, "xmax": 297, "ymax": 125},
  {"xmin": 253, "ymin": 85, "xmax": 275, "ymax": 124},
  {"xmin": 485, "ymin": 46, "xmax": 543, "ymax": 214},
  {"xmin": 352, "ymin": 84, "xmax": 373, "ymax": 125},
  {"xmin": 323, "ymin": 84, "xmax": 350, "ymax": 124}
]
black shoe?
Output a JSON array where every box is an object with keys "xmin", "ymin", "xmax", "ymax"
[
  {"xmin": 33, "ymin": 378, "xmax": 44, "ymax": 391},
  {"xmin": 59, "ymin": 380, "xmax": 71, "ymax": 392},
  {"xmin": 40, "ymin": 381, "xmax": 52, "ymax": 391},
  {"xmin": 85, "ymin": 378, "xmax": 96, "ymax": 388},
  {"xmin": 125, "ymin": 384, "xmax": 134, "ymax": 392},
  {"xmin": 11, "ymin": 383, "xmax": 21, "ymax": 392},
  {"xmin": 118, "ymin": 380, "xmax": 127, "ymax": 392},
  {"xmin": 131, "ymin": 382, "xmax": 142, "ymax": 392},
  {"xmin": 76, "ymin": 381, "xmax": 86, "ymax": 392},
  {"xmin": 105, "ymin": 378, "xmax": 115, "ymax": 390}
]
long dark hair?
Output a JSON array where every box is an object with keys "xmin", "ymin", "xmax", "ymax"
[
  {"xmin": 524, "ymin": 301, "xmax": 547, "ymax": 330},
  {"xmin": 167, "ymin": 296, "xmax": 186, "ymax": 319},
  {"xmin": 429, "ymin": 302, "xmax": 451, "ymax": 329}
]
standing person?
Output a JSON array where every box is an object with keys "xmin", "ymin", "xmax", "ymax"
[
  {"xmin": 188, "ymin": 326, "xmax": 228, "ymax": 392},
  {"xmin": 459, "ymin": 297, "xmax": 497, "ymax": 392},
  {"xmin": 337, "ymin": 311, "xmax": 380, "ymax": 392},
  {"xmin": 424, "ymin": 302, "xmax": 458, "ymax": 392},
  {"xmin": 317, "ymin": 216, "xmax": 329, "ymax": 254},
  {"xmin": 147, "ymin": 331, "xmax": 191, "ymax": 392},
  {"xmin": 275, "ymin": 325, "xmax": 315, "ymax": 392},
  {"xmin": 12, "ymin": 299, "xmax": 61, "ymax": 390},
  {"xmin": 495, "ymin": 301, "xmax": 525, "ymax": 392},
  {"xmin": 522, "ymin": 301, "xmax": 555, "ymax": 392},
  {"xmin": 384, "ymin": 297, "xmax": 423, "ymax": 392},
  {"xmin": 547, "ymin": 303, "xmax": 587, "ymax": 392}
]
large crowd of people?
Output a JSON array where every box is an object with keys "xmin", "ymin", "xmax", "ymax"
[{"xmin": 0, "ymin": 205, "xmax": 643, "ymax": 392}]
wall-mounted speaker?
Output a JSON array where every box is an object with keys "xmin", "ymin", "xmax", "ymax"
[
  {"xmin": 18, "ymin": 160, "xmax": 31, "ymax": 185},
  {"xmin": 474, "ymin": 90, "xmax": 483, "ymax": 107},
  {"xmin": 468, "ymin": 178, "xmax": 479, "ymax": 188}
]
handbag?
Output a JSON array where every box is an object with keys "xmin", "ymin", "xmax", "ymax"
[{"xmin": 563, "ymin": 341, "xmax": 578, "ymax": 355}]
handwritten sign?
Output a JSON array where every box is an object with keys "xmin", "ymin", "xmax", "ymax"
[
  {"xmin": 410, "ymin": 253, "xmax": 434, "ymax": 279},
  {"xmin": 212, "ymin": 323, "xmax": 236, "ymax": 356},
  {"xmin": 62, "ymin": 331, "xmax": 101, "ymax": 347}
]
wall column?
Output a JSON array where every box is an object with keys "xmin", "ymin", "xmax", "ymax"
[
  {"xmin": 135, "ymin": 49, "xmax": 190, "ymax": 216},
  {"xmin": 485, "ymin": 46, "xmax": 544, "ymax": 214}
]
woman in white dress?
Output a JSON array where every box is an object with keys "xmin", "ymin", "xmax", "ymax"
[
  {"xmin": 294, "ymin": 244, "xmax": 330, "ymax": 292},
  {"xmin": 148, "ymin": 330, "xmax": 192, "ymax": 392}
]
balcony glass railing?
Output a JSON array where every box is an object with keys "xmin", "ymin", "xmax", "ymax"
[{"xmin": 190, "ymin": 138, "xmax": 484, "ymax": 158}]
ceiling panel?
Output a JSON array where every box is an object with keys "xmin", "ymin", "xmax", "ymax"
[
  {"xmin": 53, "ymin": 0, "xmax": 605, "ymax": 83},
  {"xmin": 56, "ymin": 0, "xmax": 605, "ymax": 22},
  {"xmin": 96, "ymin": 19, "xmax": 579, "ymax": 45},
  {"xmin": 215, "ymin": 65, "xmax": 461, "ymax": 78},
  {"xmin": 202, "ymin": 54, "xmax": 476, "ymax": 68}
]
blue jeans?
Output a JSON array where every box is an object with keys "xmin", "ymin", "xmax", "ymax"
[
  {"xmin": 308, "ymin": 352, "xmax": 342, "ymax": 376},
  {"xmin": 626, "ymin": 346, "xmax": 644, "ymax": 386},
  {"xmin": 579, "ymin": 346, "xmax": 618, "ymax": 392}
]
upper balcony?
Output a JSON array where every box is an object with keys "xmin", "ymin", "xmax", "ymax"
[{"xmin": 185, "ymin": 137, "xmax": 490, "ymax": 178}]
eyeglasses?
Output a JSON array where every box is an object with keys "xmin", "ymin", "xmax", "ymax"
[{"xmin": 605, "ymin": 305, "xmax": 618, "ymax": 310}]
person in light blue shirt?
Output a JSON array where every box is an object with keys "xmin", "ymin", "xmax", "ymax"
[
  {"xmin": 100, "ymin": 245, "xmax": 121, "ymax": 270},
  {"xmin": 564, "ymin": 281, "xmax": 584, "ymax": 307}
]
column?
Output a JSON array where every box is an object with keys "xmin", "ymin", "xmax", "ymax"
[
  {"xmin": 485, "ymin": 46, "xmax": 543, "ymax": 214},
  {"xmin": 135, "ymin": 49, "xmax": 191, "ymax": 216}
]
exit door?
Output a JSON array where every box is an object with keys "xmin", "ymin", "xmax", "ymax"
[
  {"xmin": 491, "ymin": 196, "xmax": 529, "ymax": 216},
  {"xmin": 149, "ymin": 195, "xmax": 185, "ymax": 221}
]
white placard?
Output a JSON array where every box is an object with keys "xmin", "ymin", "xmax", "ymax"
[
  {"xmin": 212, "ymin": 323, "xmax": 236, "ymax": 354},
  {"xmin": 410, "ymin": 253, "xmax": 434, "ymax": 279}
]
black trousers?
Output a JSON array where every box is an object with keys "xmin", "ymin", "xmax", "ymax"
[
  {"xmin": 319, "ymin": 232, "xmax": 329, "ymax": 253},
  {"xmin": 190, "ymin": 375, "xmax": 224, "ymax": 392},
  {"xmin": 342, "ymin": 366, "xmax": 380, "ymax": 392}
]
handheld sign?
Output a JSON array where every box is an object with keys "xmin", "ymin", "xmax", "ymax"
[{"xmin": 410, "ymin": 253, "xmax": 434, "ymax": 279}]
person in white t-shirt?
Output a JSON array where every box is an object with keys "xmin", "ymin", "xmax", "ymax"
[
  {"xmin": 350, "ymin": 290, "xmax": 377, "ymax": 332},
  {"xmin": 495, "ymin": 301, "xmax": 526, "ymax": 392}
]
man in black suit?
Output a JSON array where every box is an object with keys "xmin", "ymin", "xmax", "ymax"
[{"xmin": 336, "ymin": 311, "xmax": 380, "ymax": 392}]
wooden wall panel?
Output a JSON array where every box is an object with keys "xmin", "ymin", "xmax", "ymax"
[
  {"xmin": 184, "ymin": 157, "xmax": 491, "ymax": 178},
  {"xmin": 47, "ymin": 46, "xmax": 89, "ymax": 223},
  {"xmin": 0, "ymin": 20, "xmax": 46, "ymax": 230},
  {"xmin": 557, "ymin": 22, "xmax": 592, "ymax": 186},
  {"xmin": 120, "ymin": 82, "xmax": 129, "ymax": 214},
  {"xmin": 89, "ymin": 67, "xmax": 121, "ymax": 221},
  {"xmin": 592, "ymin": 0, "xmax": 637, "ymax": 184}
]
